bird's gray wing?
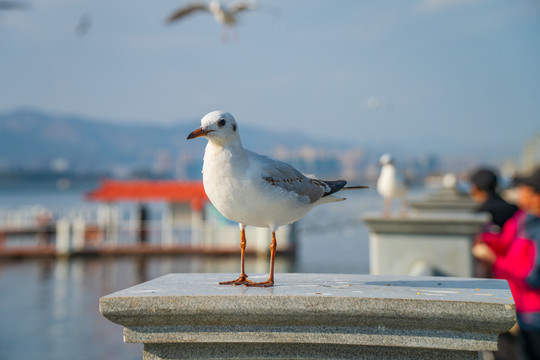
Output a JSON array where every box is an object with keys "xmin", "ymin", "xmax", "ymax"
[
  {"xmin": 229, "ymin": 1, "xmax": 255, "ymax": 14},
  {"xmin": 165, "ymin": 3, "xmax": 209, "ymax": 23},
  {"xmin": 254, "ymin": 153, "xmax": 329, "ymax": 204}
]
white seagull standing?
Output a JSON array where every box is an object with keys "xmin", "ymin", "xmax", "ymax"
[
  {"xmin": 165, "ymin": 1, "xmax": 256, "ymax": 40},
  {"xmin": 376, "ymin": 154, "xmax": 408, "ymax": 216},
  {"xmin": 187, "ymin": 111, "xmax": 367, "ymax": 287}
]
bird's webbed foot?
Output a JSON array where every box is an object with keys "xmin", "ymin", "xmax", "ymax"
[
  {"xmin": 244, "ymin": 280, "xmax": 274, "ymax": 287},
  {"xmin": 219, "ymin": 275, "xmax": 254, "ymax": 286}
]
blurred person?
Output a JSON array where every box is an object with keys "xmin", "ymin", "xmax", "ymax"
[
  {"xmin": 470, "ymin": 168, "xmax": 519, "ymax": 281},
  {"xmin": 473, "ymin": 167, "xmax": 540, "ymax": 360},
  {"xmin": 470, "ymin": 168, "xmax": 520, "ymax": 278},
  {"xmin": 470, "ymin": 168, "xmax": 518, "ymax": 229},
  {"xmin": 472, "ymin": 178, "xmax": 527, "ymax": 359}
]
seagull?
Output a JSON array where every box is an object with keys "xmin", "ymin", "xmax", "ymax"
[
  {"xmin": 187, "ymin": 111, "xmax": 367, "ymax": 287},
  {"xmin": 165, "ymin": 1, "xmax": 256, "ymax": 41},
  {"xmin": 376, "ymin": 154, "xmax": 408, "ymax": 216}
]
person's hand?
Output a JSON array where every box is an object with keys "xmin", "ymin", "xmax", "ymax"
[
  {"xmin": 472, "ymin": 243, "xmax": 496, "ymax": 265},
  {"xmin": 473, "ymin": 234, "xmax": 484, "ymax": 246}
]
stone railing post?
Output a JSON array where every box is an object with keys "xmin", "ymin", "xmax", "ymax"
[
  {"xmin": 364, "ymin": 213, "xmax": 489, "ymax": 277},
  {"xmin": 100, "ymin": 273, "xmax": 515, "ymax": 360}
]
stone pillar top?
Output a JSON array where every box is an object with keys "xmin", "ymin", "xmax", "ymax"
[
  {"xmin": 100, "ymin": 273, "xmax": 515, "ymax": 351},
  {"xmin": 101, "ymin": 273, "xmax": 511, "ymax": 303}
]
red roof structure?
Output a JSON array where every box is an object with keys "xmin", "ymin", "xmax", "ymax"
[{"xmin": 86, "ymin": 180, "xmax": 209, "ymax": 210}]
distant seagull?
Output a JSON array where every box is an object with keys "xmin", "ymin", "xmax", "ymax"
[
  {"xmin": 0, "ymin": 1, "xmax": 28, "ymax": 10},
  {"xmin": 75, "ymin": 14, "xmax": 91, "ymax": 37},
  {"xmin": 165, "ymin": 0, "xmax": 256, "ymax": 41},
  {"xmin": 377, "ymin": 154, "xmax": 408, "ymax": 216},
  {"xmin": 187, "ymin": 111, "xmax": 368, "ymax": 287}
]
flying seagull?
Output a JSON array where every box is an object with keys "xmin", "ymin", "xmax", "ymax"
[
  {"xmin": 187, "ymin": 111, "xmax": 368, "ymax": 287},
  {"xmin": 165, "ymin": 1, "xmax": 256, "ymax": 40},
  {"xmin": 376, "ymin": 154, "xmax": 408, "ymax": 216}
]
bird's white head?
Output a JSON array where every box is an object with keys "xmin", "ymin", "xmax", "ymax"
[
  {"xmin": 187, "ymin": 110, "xmax": 240, "ymax": 147},
  {"xmin": 379, "ymin": 153, "xmax": 394, "ymax": 166}
]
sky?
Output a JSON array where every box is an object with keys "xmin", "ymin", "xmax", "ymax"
[{"xmin": 1, "ymin": 0, "xmax": 540, "ymax": 163}]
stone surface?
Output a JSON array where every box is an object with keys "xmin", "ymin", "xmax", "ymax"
[
  {"xmin": 142, "ymin": 343, "xmax": 479, "ymax": 360},
  {"xmin": 100, "ymin": 273, "xmax": 515, "ymax": 359},
  {"xmin": 409, "ymin": 188, "xmax": 477, "ymax": 213},
  {"xmin": 364, "ymin": 213, "xmax": 488, "ymax": 277},
  {"xmin": 409, "ymin": 200, "xmax": 478, "ymax": 213}
]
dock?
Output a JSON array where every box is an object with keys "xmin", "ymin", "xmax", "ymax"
[
  {"xmin": 0, "ymin": 243, "xmax": 295, "ymax": 259},
  {"xmin": 0, "ymin": 221, "xmax": 296, "ymax": 259},
  {"xmin": 0, "ymin": 180, "xmax": 297, "ymax": 259}
]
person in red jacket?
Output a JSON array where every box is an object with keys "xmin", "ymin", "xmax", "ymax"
[
  {"xmin": 469, "ymin": 168, "xmax": 519, "ymax": 279},
  {"xmin": 473, "ymin": 167, "xmax": 540, "ymax": 360},
  {"xmin": 478, "ymin": 209, "xmax": 526, "ymax": 258}
]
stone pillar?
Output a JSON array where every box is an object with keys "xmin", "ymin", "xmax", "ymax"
[
  {"xmin": 100, "ymin": 273, "xmax": 515, "ymax": 360},
  {"xmin": 55, "ymin": 219, "xmax": 71, "ymax": 256},
  {"xmin": 162, "ymin": 204, "xmax": 175, "ymax": 246},
  {"xmin": 364, "ymin": 213, "xmax": 489, "ymax": 277}
]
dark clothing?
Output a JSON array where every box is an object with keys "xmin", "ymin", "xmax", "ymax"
[
  {"xmin": 525, "ymin": 215, "xmax": 540, "ymax": 290},
  {"xmin": 475, "ymin": 193, "xmax": 518, "ymax": 228},
  {"xmin": 520, "ymin": 215, "xmax": 540, "ymax": 360},
  {"xmin": 519, "ymin": 328, "xmax": 540, "ymax": 360},
  {"xmin": 487, "ymin": 210, "xmax": 540, "ymax": 360}
]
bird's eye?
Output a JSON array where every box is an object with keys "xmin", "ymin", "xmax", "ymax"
[{"xmin": 217, "ymin": 119, "xmax": 226, "ymax": 127}]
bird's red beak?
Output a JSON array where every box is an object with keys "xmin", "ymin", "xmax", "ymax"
[{"xmin": 187, "ymin": 127, "xmax": 212, "ymax": 140}]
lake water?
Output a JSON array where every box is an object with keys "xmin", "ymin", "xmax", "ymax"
[{"xmin": 0, "ymin": 181, "xmax": 409, "ymax": 360}]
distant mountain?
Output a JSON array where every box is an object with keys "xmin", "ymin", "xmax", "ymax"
[{"xmin": 0, "ymin": 108, "xmax": 360, "ymax": 176}]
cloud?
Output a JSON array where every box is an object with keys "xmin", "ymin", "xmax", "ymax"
[{"xmin": 362, "ymin": 96, "xmax": 388, "ymax": 110}]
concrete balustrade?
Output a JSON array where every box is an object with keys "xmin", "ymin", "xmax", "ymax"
[
  {"xmin": 100, "ymin": 273, "xmax": 515, "ymax": 360},
  {"xmin": 364, "ymin": 213, "xmax": 489, "ymax": 277}
]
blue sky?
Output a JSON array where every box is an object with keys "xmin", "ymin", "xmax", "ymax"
[{"xmin": 1, "ymin": 0, "xmax": 539, "ymax": 162}]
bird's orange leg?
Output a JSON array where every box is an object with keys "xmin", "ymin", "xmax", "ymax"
[
  {"xmin": 246, "ymin": 231, "xmax": 276, "ymax": 287},
  {"xmin": 219, "ymin": 228, "xmax": 253, "ymax": 285},
  {"xmin": 384, "ymin": 198, "xmax": 392, "ymax": 217}
]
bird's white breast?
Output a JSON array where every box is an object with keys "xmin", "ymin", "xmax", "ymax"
[
  {"xmin": 202, "ymin": 143, "xmax": 313, "ymax": 229},
  {"xmin": 377, "ymin": 165, "xmax": 407, "ymax": 198}
]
